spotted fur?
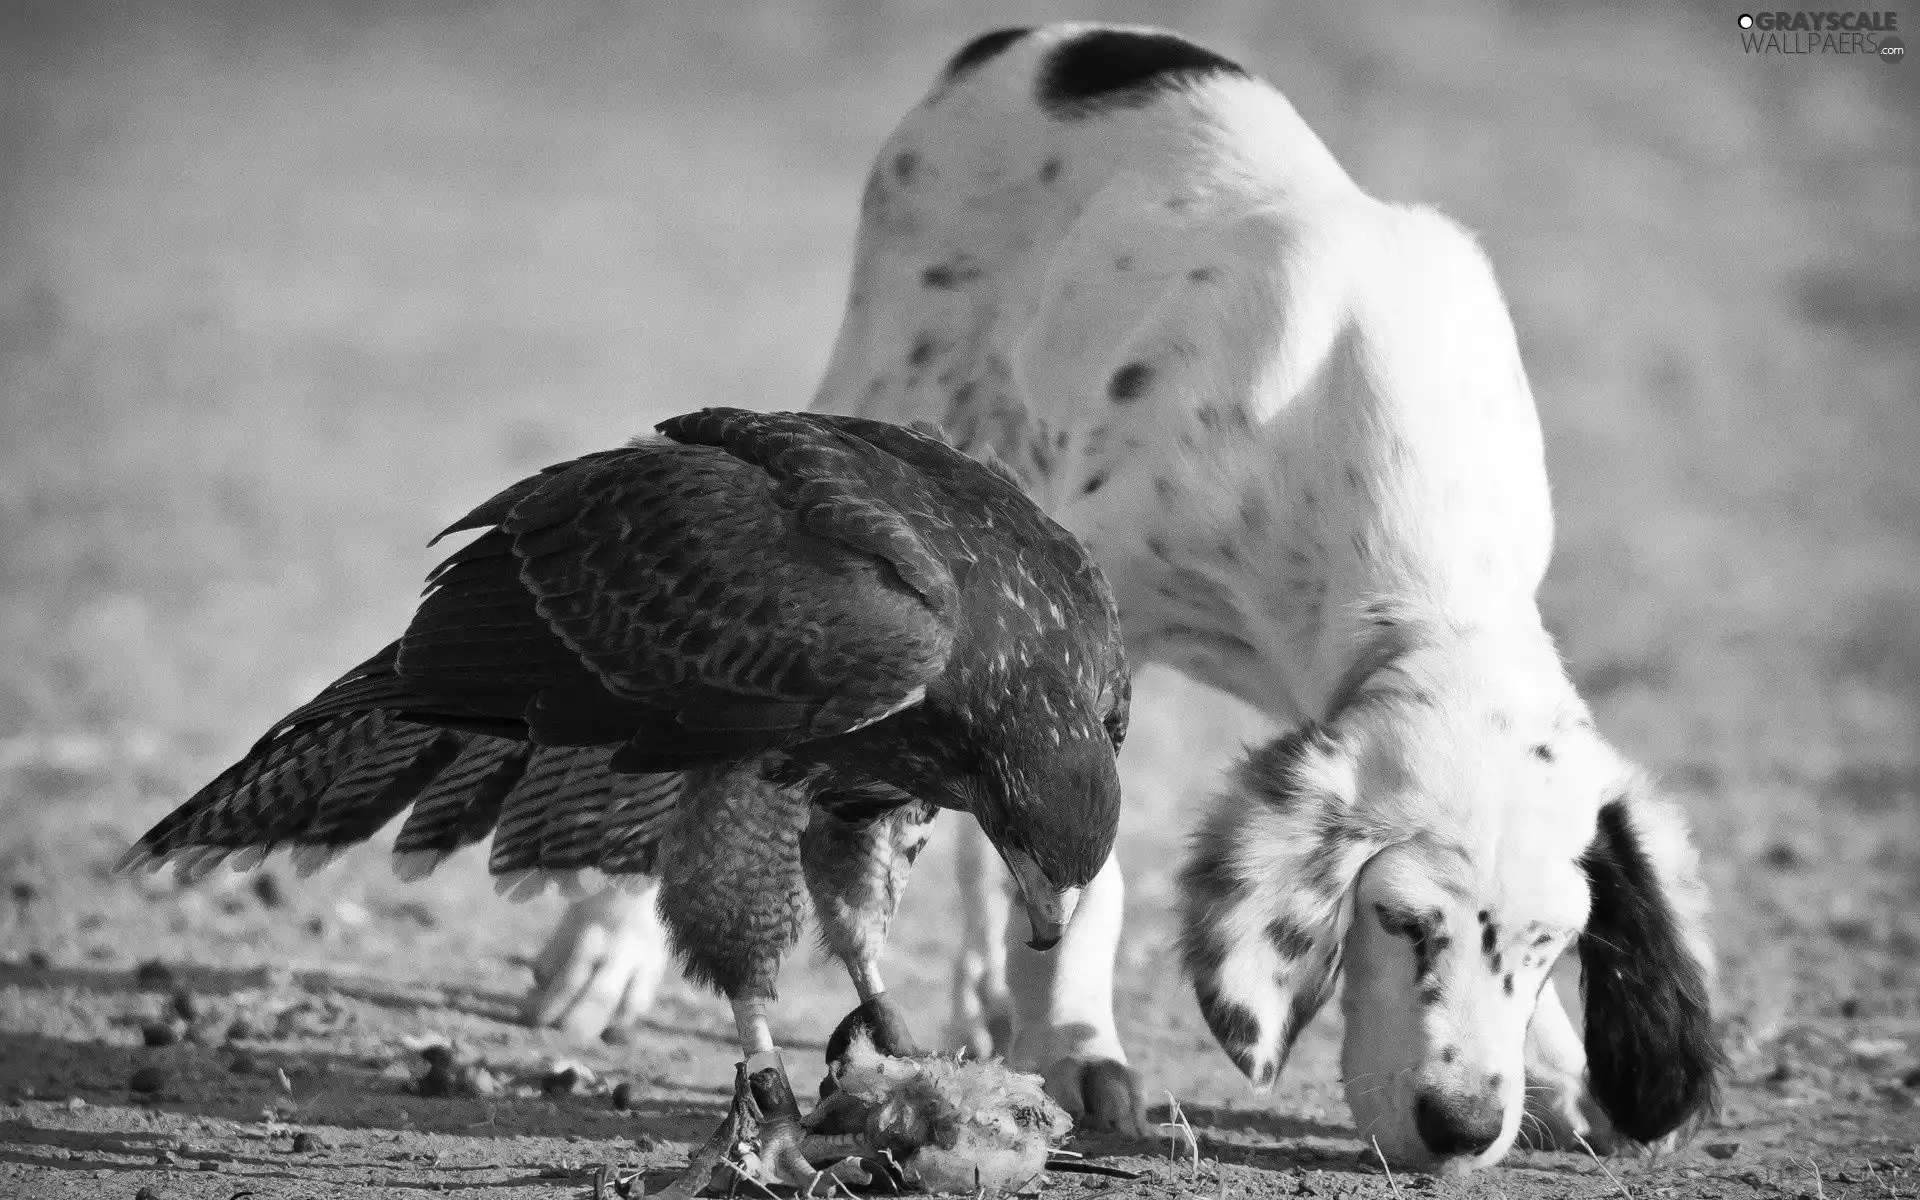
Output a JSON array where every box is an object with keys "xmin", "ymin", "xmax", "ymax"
[{"xmin": 812, "ymin": 23, "xmax": 1719, "ymax": 1166}]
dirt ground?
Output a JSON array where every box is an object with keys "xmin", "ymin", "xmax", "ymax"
[{"xmin": 2, "ymin": 2, "xmax": 1917, "ymax": 1198}]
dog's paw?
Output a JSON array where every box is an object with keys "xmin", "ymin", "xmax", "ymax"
[
  {"xmin": 522, "ymin": 885, "xmax": 670, "ymax": 1040},
  {"xmin": 1041, "ymin": 1055, "xmax": 1147, "ymax": 1138}
]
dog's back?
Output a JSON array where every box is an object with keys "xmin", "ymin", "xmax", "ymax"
[{"xmin": 814, "ymin": 23, "xmax": 1554, "ymax": 718}]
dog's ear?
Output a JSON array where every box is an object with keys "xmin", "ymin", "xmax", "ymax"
[
  {"xmin": 1578, "ymin": 778, "xmax": 1723, "ymax": 1142},
  {"xmin": 1178, "ymin": 725, "xmax": 1375, "ymax": 1088}
]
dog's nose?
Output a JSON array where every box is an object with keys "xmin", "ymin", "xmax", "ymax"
[{"xmin": 1413, "ymin": 1087, "xmax": 1505, "ymax": 1158}]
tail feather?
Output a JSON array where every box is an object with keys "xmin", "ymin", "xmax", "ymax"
[
  {"xmin": 306, "ymin": 720, "xmax": 468, "ymax": 847},
  {"xmin": 121, "ymin": 636, "xmax": 696, "ymax": 889}
]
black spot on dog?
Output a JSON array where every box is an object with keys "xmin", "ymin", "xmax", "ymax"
[
  {"xmin": 1343, "ymin": 464, "xmax": 1362, "ymax": 491},
  {"xmin": 1531, "ymin": 743, "xmax": 1555, "ymax": 762},
  {"xmin": 1267, "ymin": 917, "xmax": 1316, "ymax": 961},
  {"xmin": 1039, "ymin": 156, "xmax": 1062, "ymax": 183},
  {"xmin": 1489, "ymin": 951, "xmax": 1503, "ymax": 973},
  {"xmin": 1440, "ymin": 1045, "xmax": 1458, "ymax": 1064},
  {"xmin": 908, "ymin": 335, "xmax": 937, "ymax": 367},
  {"xmin": 1109, "ymin": 362, "xmax": 1153, "ymax": 401},
  {"xmin": 945, "ymin": 27, "xmax": 1031, "ymax": 78},
  {"xmin": 1419, "ymin": 979, "xmax": 1445, "ymax": 1006},
  {"xmin": 1190, "ymin": 266, "xmax": 1218, "ymax": 283},
  {"xmin": 1082, "ymin": 473, "xmax": 1107, "ymax": 496},
  {"xmin": 1503, "ymin": 973, "xmax": 1515, "ymax": 996},
  {"xmin": 922, "ymin": 256, "xmax": 983, "ymax": 289},
  {"xmin": 1580, "ymin": 797, "xmax": 1724, "ymax": 1143},
  {"xmin": 1038, "ymin": 28, "xmax": 1248, "ymax": 118},
  {"xmin": 1477, "ymin": 910, "xmax": 1491, "ymax": 924},
  {"xmin": 1481, "ymin": 923, "xmax": 1498, "ymax": 955},
  {"xmin": 892, "ymin": 151, "xmax": 919, "ymax": 184}
]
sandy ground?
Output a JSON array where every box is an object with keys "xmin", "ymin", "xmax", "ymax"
[{"xmin": 2, "ymin": 1, "xmax": 1917, "ymax": 1197}]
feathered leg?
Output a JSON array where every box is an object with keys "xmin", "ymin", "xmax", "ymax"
[
  {"xmin": 802, "ymin": 801, "xmax": 938, "ymax": 1090},
  {"xmin": 652, "ymin": 764, "xmax": 822, "ymax": 1194}
]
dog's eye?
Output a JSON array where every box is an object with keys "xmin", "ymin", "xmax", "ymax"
[{"xmin": 1373, "ymin": 904, "xmax": 1432, "ymax": 943}]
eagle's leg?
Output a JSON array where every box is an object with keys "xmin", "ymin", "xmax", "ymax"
[
  {"xmin": 802, "ymin": 801, "xmax": 937, "ymax": 1091},
  {"xmin": 651, "ymin": 765, "xmax": 823, "ymax": 1194}
]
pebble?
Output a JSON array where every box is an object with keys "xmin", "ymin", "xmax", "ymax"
[
  {"xmin": 611, "ymin": 1081, "xmax": 634, "ymax": 1111},
  {"xmin": 141, "ymin": 1021, "xmax": 180, "ymax": 1048},
  {"xmin": 1703, "ymin": 1142, "xmax": 1741, "ymax": 1159},
  {"xmin": 170, "ymin": 990, "xmax": 197, "ymax": 1021},
  {"xmin": 135, "ymin": 1188, "xmax": 163, "ymax": 1200},
  {"xmin": 128, "ymin": 1067, "xmax": 166, "ymax": 1095},
  {"xmin": 290, "ymin": 1132, "xmax": 315, "ymax": 1154},
  {"xmin": 133, "ymin": 961, "xmax": 176, "ymax": 990},
  {"xmin": 1903, "ymin": 1065, "xmax": 1920, "ymax": 1088}
]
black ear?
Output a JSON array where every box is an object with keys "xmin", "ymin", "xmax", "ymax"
[{"xmin": 1578, "ymin": 789, "xmax": 1723, "ymax": 1143}]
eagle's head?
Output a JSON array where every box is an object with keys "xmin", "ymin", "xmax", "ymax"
[{"xmin": 972, "ymin": 707, "xmax": 1121, "ymax": 952}]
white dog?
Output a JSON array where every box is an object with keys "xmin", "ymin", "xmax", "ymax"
[{"xmin": 528, "ymin": 23, "xmax": 1721, "ymax": 1171}]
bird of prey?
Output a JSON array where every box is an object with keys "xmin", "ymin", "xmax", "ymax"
[{"xmin": 120, "ymin": 407, "xmax": 1130, "ymax": 1187}]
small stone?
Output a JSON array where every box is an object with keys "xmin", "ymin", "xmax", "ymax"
[
  {"xmin": 170, "ymin": 990, "xmax": 197, "ymax": 1021},
  {"xmin": 1902, "ymin": 1065, "xmax": 1920, "ymax": 1088},
  {"xmin": 417, "ymin": 1065, "xmax": 459, "ymax": 1097},
  {"xmin": 142, "ymin": 1021, "xmax": 180, "ymax": 1047},
  {"xmin": 135, "ymin": 1188, "xmax": 163, "ymax": 1200},
  {"xmin": 610, "ymin": 1081, "xmax": 634, "ymax": 1111},
  {"xmin": 128, "ymin": 1066, "xmax": 167, "ymax": 1095},
  {"xmin": 252, "ymin": 872, "xmax": 285, "ymax": 908},
  {"xmin": 134, "ymin": 960, "xmax": 176, "ymax": 990},
  {"xmin": 66, "ymin": 1096, "xmax": 86, "ymax": 1112},
  {"xmin": 1703, "ymin": 1142, "xmax": 1740, "ymax": 1160},
  {"xmin": 25, "ymin": 950, "xmax": 49, "ymax": 969},
  {"xmin": 541, "ymin": 1066, "xmax": 580, "ymax": 1096},
  {"xmin": 419, "ymin": 1044, "xmax": 456, "ymax": 1071},
  {"xmin": 1839, "ymin": 997, "xmax": 1860, "ymax": 1018},
  {"xmin": 228, "ymin": 1051, "xmax": 257, "ymax": 1075},
  {"xmin": 198, "ymin": 1160, "xmax": 220, "ymax": 1172},
  {"xmin": 290, "ymin": 1131, "xmax": 315, "ymax": 1153}
]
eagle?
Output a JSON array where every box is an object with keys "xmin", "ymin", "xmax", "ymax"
[{"xmin": 119, "ymin": 407, "xmax": 1129, "ymax": 1187}]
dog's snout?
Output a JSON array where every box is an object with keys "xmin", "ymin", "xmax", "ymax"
[{"xmin": 1413, "ymin": 1086, "xmax": 1505, "ymax": 1158}]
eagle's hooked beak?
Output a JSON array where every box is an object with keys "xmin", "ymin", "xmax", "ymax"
[{"xmin": 1001, "ymin": 848, "xmax": 1080, "ymax": 951}]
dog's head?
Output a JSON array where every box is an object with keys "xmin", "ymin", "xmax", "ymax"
[{"xmin": 1178, "ymin": 626, "xmax": 1719, "ymax": 1172}]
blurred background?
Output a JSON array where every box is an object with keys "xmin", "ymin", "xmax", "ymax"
[{"xmin": 1, "ymin": 0, "xmax": 1916, "ymax": 1131}]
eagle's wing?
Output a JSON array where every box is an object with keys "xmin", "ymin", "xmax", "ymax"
[
  {"xmin": 398, "ymin": 417, "xmax": 958, "ymax": 768},
  {"xmin": 121, "ymin": 414, "xmax": 961, "ymax": 884}
]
